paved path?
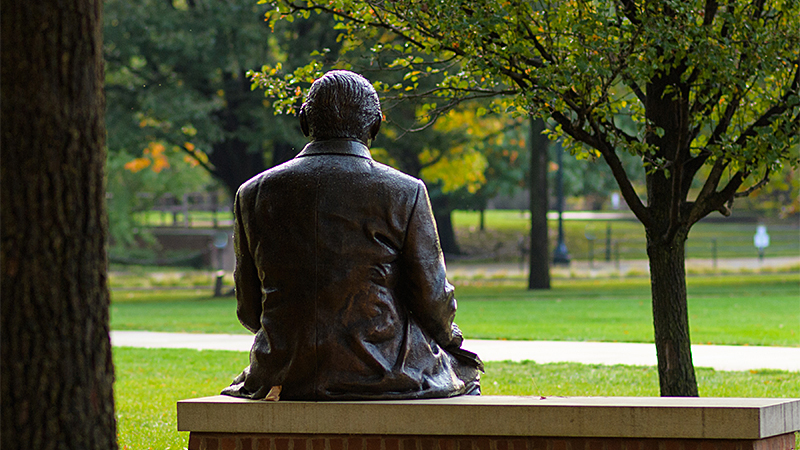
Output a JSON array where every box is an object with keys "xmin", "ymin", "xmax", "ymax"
[{"xmin": 110, "ymin": 331, "xmax": 800, "ymax": 372}]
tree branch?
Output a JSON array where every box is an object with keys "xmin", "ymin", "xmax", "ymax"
[
  {"xmin": 663, "ymin": 84, "xmax": 694, "ymax": 242},
  {"xmin": 734, "ymin": 63, "xmax": 800, "ymax": 147},
  {"xmin": 687, "ymin": 81, "xmax": 797, "ymax": 225},
  {"xmin": 687, "ymin": 157, "xmax": 727, "ymax": 224},
  {"xmin": 702, "ymin": 0, "xmax": 718, "ymax": 25},
  {"xmin": 616, "ymin": 0, "xmax": 642, "ymax": 25},
  {"xmin": 734, "ymin": 167, "xmax": 770, "ymax": 198},
  {"xmin": 701, "ymin": 96, "xmax": 740, "ymax": 154},
  {"xmin": 682, "ymin": 149, "xmax": 711, "ymax": 195},
  {"xmin": 621, "ymin": 75, "xmax": 646, "ymax": 104},
  {"xmin": 751, "ymin": 0, "xmax": 766, "ymax": 19},
  {"xmin": 712, "ymin": 170, "xmax": 746, "ymax": 214},
  {"xmin": 379, "ymin": 86, "xmax": 518, "ymax": 136},
  {"xmin": 521, "ymin": 21, "xmax": 556, "ymax": 65},
  {"xmin": 698, "ymin": 104, "xmax": 800, "ymax": 222},
  {"xmin": 551, "ymin": 109, "xmax": 651, "ymax": 226},
  {"xmin": 178, "ymin": 144, "xmax": 219, "ymax": 178},
  {"xmin": 281, "ymin": 1, "xmax": 429, "ymax": 50}
]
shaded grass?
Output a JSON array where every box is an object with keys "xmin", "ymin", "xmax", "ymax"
[
  {"xmin": 114, "ymin": 347, "xmax": 800, "ymax": 449},
  {"xmin": 111, "ymin": 274, "xmax": 800, "ymax": 346}
]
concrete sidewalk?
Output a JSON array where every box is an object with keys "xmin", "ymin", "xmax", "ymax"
[{"xmin": 110, "ymin": 331, "xmax": 800, "ymax": 372}]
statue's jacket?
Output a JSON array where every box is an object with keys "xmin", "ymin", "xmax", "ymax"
[{"xmin": 223, "ymin": 139, "xmax": 481, "ymax": 400}]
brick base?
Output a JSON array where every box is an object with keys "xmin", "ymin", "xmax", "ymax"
[{"xmin": 187, "ymin": 432, "xmax": 798, "ymax": 450}]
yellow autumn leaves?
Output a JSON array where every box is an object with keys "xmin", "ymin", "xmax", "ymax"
[{"xmin": 124, "ymin": 141, "xmax": 207, "ymax": 173}]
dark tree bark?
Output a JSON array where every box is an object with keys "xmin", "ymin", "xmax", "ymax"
[
  {"xmin": 646, "ymin": 226, "xmax": 698, "ymax": 397},
  {"xmin": 208, "ymin": 75, "xmax": 270, "ymax": 196},
  {"xmin": 208, "ymin": 138, "xmax": 268, "ymax": 197},
  {"xmin": 1, "ymin": 0, "xmax": 118, "ymax": 448},
  {"xmin": 431, "ymin": 195, "xmax": 461, "ymax": 256},
  {"xmin": 528, "ymin": 116, "xmax": 551, "ymax": 289},
  {"xmin": 641, "ymin": 64, "xmax": 699, "ymax": 397},
  {"xmin": 272, "ymin": 140, "xmax": 302, "ymax": 168}
]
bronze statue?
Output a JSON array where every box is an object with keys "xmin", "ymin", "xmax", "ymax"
[{"xmin": 221, "ymin": 70, "xmax": 482, "ymax": 401}]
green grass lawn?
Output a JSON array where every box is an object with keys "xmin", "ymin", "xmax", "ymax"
[
  {"xmin": 111, "ymin": 273, "xmax": 800, "ymax": 346},
  {"xmin": 455, "ymin": 274, "xmax": 800, "ymax": 346},
  {"xmin": 109, "ymin": 212, "xmax": 799, "ymax": 448},
  {"xmin": 111, "ymin": 272, "xmax": 799, "ymax": 448},
  {"xmin": 111, "ymin": 289, "xmax": 241, "ymax": 334},
  {"xmin": 114, "ymin": 347, "xmax": 800, "ymax": 450}
]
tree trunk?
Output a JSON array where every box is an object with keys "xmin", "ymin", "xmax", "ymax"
[
  {"xmin": 208, "ymin": 138, "xmax": 267, "ymax": 197},
  {"xmin": 431, "ymin": 195, "xmax": 461, "ymax": 256},
  {"xmin": 528, "ymin": 116, "xmax": 550, "ymax": 289},
  {"xmin": 646, "ymin": 229, "xmax": 698, "ymax": 397},
  {"xmin": 1, "ymin": 0, "xmax": 118, "ymax": 448},
  {"xmin": 272, "ymin": 140, "xmax": 301, "ymax": 167},
  {"xmin": 643, "ymin": 64, "xmax": 698, "ymax": 397}
]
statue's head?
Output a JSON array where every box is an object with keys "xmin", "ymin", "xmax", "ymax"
[{"xmin": 299, "ymin": 70, "xmax": 382, "ymax": 145}]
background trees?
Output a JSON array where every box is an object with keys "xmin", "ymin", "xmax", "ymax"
[
  {"xmin": 256, "ymin": 0, "xmax": 800, "ymax": 396},
  {"xmin": 105, "ymin": 1, "xmax": 528, "ymax": 254},
  {"xmin": 104, "ymin": 0, "xmax": 349, "ymax": 248},
  {"xmin": 1, "ymin": 0, "xmax": 118, "ymax": 448},
  {"xmin": 104, "ymin": 0, "xmax": 481, "ymax": 253},
  {"xmin": 104, "ymin": 0, "xmax": 344, "ymax": 198}
]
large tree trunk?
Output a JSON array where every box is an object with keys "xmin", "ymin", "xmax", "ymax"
[
  {"xmin": 528, "ymin": 116, "xmax": 550, "ymax": 289},
  {"xmin": 646, "ymin": 228, "xmax": 698, "ymax": 397},
  {"xmin": 1, "ymin": 0, "xmax": 118, "ymax": 448}
]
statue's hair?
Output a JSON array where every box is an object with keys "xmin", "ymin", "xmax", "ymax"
[{"xmin": 300, "ymin": 70, "xmax": 381, "ymax": 141}]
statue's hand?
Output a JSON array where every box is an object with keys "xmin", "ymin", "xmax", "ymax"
[
  {"xmin": 220, "ymin": 365, "xmax": 251, "ymax": 397},
  {"xmin": 231, "ymin": 365, "xmax": 250, "ymax": 384},
  {"xmin": 448, "ymin": 323, "xmax": 464, "ymax": 349}
]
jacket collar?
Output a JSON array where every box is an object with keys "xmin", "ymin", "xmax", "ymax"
[{"xmin": 296, "ymin": 139, "xmax": 373, "ymax": 160}]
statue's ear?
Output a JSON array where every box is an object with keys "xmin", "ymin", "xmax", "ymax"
[
  {"xmin": 299, "ymin": 108, "xmax": 310, "ymax": 137},
  {"xmin": 368, "ymin": 116, "xmax": 381, "ymax": 142}
]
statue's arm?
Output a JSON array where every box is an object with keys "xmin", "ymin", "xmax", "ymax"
[
  {"xmin": 233, "ymin": 188, "xmax": 262, "ymax": 334},
  {"xmin": 399, "ymin": 181, "xmax": 463, "ymax": 350}
]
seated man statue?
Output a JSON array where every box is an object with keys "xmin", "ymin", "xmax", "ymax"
[{"xmin": 221, "ymin": 70, "xmax": 482, "ymax": 401}]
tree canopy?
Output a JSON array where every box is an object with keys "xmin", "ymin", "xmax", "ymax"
[
  {"xmin": 256, "ymin": 0, "xmax": 800, "ymax": 396},
  {"xmin": 261, "ymin": 0, "xmax": 798, "ymax": 222},
  {"xmin": 104, "ymin": 0, "xmax": 342, "ymax": 196}
]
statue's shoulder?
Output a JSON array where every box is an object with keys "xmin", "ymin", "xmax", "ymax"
[
  {"xmin": 236, "ymin": 160, "xmax": 303, "ymax": 199},
  {"xmin": 368, "ymin": 160, "xmax": 425, "ymax": 191}
]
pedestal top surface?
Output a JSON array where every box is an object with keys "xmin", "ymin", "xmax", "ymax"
[{"xmin": 177, "ymin": 395, "xmax": 800, "ymax": 439}]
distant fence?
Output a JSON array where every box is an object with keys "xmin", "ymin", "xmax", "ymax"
[
  {"xmin": 581, "ymin": 223, "xmax": 799, "ymax": 264},
  {"xmin": 132, "ymin": 192, "xmax": 233, "ymax": 228},
  {"xmin": 126, "ymin": 197, "xmax": 797, "ymax": 267}
]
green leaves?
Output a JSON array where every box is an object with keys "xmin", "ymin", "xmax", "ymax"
[{"xmin": 250, "ymin": 0, "xmax": 798, "ymax": 224}]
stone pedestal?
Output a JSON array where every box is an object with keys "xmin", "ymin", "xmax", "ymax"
[{"xmin": 177, "ymin": 396, "xmax": 800, "ymax": 450}]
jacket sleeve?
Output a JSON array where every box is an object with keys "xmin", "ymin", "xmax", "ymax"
[
  {"xmin": 233, "ymin": 187, "xmax": 262, "ymax": 334},
  {"xmin": 398, "ymin": 181, "xmax": 463, "ymax": 349}
]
